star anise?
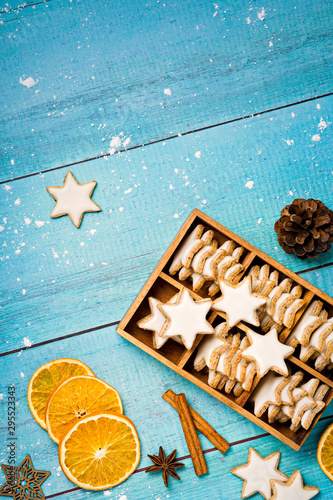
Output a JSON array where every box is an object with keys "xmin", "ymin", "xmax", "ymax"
[{"xmin": 145, "ymin": 446, "xmax": 185, "ymax": 487}]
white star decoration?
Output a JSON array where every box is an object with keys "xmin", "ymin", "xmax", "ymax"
[
  {"xmin": 47, "ymin": 171, "xmax": 101, "ymax": 228},
  {"xmin": 250, "ymin": 372, "xmax": 288, "ymax": 417},
  {"xmin": 159, "ymin": 288, "xmax": 214, "ymax": 350},
  {"xmin": 242, "ymin": 328, "xmax": 294, "ymax": 377},
  {"xmin": 137, "ymin": 297, "xmax": 170, "ymax": 349},
  {"xmin": 231, "ymin": 447, "xmax": 287, "ymax": 500},
  {"xmin": 212, "ymin": 276, "xmax": 267, "ymax": 327},
  {"xmin": 194, "ymin": 322, "xmax": 227, "ymax": 369},
  {"xmin": 270, "ymin": 470, "xmax": 319, "ymax": 500}
]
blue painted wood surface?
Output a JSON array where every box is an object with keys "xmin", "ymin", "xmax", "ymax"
[
  {"xmin": 46, "ymin": 422, "xmax": 333, "ymax": 500},
  {"xmin": 0, "ymin": 328, "xmax": 332, "ymax": 498},
  {"xmin": 0, "ymin": 0, "xmax": 332, "ymax": 179},
  {"xmin": 1, "ymin": 95, "xmax": 332, "ymax": 352},
  {"xmin": 0, "ymin": 0, "xmax": 333, "ymax": 498}
]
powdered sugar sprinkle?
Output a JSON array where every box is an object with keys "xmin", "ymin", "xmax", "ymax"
[
  {"xmin": 245, "ymin": 180, "xmax": 254, "ymax": 189},
  {"xmin": 19, "ymin": 76, "xmax": 38, "ymax": 89}
]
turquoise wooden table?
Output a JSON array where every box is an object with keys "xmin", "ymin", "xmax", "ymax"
[{"xmin": 1, "ymin": 0, "xmax": 332, "ymax": 498}]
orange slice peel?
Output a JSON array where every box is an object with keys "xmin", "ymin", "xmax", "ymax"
[
  {"xmin": 317, "ymin": 422, "xmax": 333, "ymax": 481},
  {"xmin": 58, "ymin": 412, "xmax": 140, "ymax": 490},
  {"xmin": 45, "ymin": 375, "xmax": 123, "ymax": 444},
  {"xmin": 27, "ymin": 358, "xmax": 95, "ymax": 429}
]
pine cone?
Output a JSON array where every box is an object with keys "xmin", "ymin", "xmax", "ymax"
[{"xmin": 274, "ymin": 199, "xmax": 333, "ymax": 259}]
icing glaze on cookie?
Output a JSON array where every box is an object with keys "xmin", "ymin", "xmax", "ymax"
[
  {"xmin": 137, "ymin": 295, "xmax": 180, "ymax": 348},
  {"xmin": 291, "ymin": 394, "xmax": 316, "ymax": 426},
  {"xmin": 301, "ymin": 384, "xmax": 329, "ymax": 429},
  {"xmin": 169, "ymin": 225, "xmax": 206, "ymax": 274},
  {"xmin": 286, "ymin": 301, "xmax": 323, "ymax": 347},
  {"xmin": 241, "ymin": 361, "xmax": 256, "ymax": 390},
  {"xmin": 305, "ymin": 318, "xmax": 333, "ymax": 353},
  {"xmin": 47, "ymin": 171, "xmax": 101, "ymax": 228},
  {"xmin": 283, "ymin": 298, "xmax": 303, "ymax": 326},
  {"xmin": 213, "ymin": 276, "xmax": 267, "ymax": 327},
  {"xmin": 242, "ymin": 328, "xmax": 294, "ymax": 378},
  {"xmin": 215, "ymin": 334, "xmax": 239, "ymax": 375},
  {"xmin": 231, "ymin": 447, "xmax": 287, "ymax": 500},
  {"xmin": 272, "ymin": 293, "xmax": 294, "ymax": 323},
  {"xmin": 280, "ymin": 371, "xmax": 303, "ymax": 405},
  {"xmin": 193, "ymin": 321, "xmax": 228, "ymax": 369},
  {"xmin": 250, "ymin": 372, "xmax": 288, "ymax": 416},
  {"xmin": 191, "ymin": 236, "xmax": 217, "ymax": 273},
  {"xmin": 300, "ymin": 378, "xmax": 319, "ymax": 398},
  {"xmin": 270, "ymin": 470, "xmax": 319, "ymax": 500},
  {"xmin": 159, "ymin": 288, "xmax": 213, "ymax": 349}
]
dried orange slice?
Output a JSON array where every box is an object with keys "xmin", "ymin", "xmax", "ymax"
[
  {"xmin": 45, "ymin": 375, "xmax": 123, "ymax": 443},
  {"xmin": 27, "ymin": 358, "xmax": 95, "ymax": 429},
  {"xmin": 317, "ymin": 422, "xmax": 333, "ymax": 481},
  {"xmin": 59, "ymin": 412, "xmax": 140, "ymax": 490}
]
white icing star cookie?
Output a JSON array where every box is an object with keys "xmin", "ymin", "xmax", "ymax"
[
  {"xmin": 301, "ymin": 384, "xmax": 329, "ymax": 430},
  {"xmin": 212, "ymin": 276, "xmax": 267, "ymax": 327},
  {"xmin": 159, "ymin": 288, "xmax": 214, "ymax": 349},
  {"xmin": 280, "ymin": 371, "xmax": 304, "ymax": 405},
  {"xmin": 249, "ymin": 372, "xmax": 290, "ymax": 417},
  {"xmin": 231, "ymin": 447, "xmax": 287, "ymax": 500},
  {"xmin": 47, "ymin": 171, "xmax": 101, "ymax": 228},
  {"xmin": 169, "ymin": 224, "xmax": 209, "ymax": 274},
  {"xmin": 242, "ymin": 328, "xmax": 294, "ymax": 378},
  {"xmin": 286, "ymin": 300, "xmax": 323, "ymax": 347},
  {"xmin": 137, "ymin": 296, "xmax": 180, "ymax": 349},
  {"xmin": 270, "ymin": 470, "xmax": 319, "ymax": 500},
  {"xmin": 193, "ymin": 321, "xmax": 229, "ymax": 370}
]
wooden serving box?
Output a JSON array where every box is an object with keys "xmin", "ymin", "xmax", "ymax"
[{"xmin": 117, "ymin": 209, "xmax": 333, "ymax": 450}]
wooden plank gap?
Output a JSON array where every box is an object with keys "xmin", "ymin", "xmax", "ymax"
[
  {"xmin": 2, "ymin": 91, "xmax": 333, "ymax": 185},
  {"xmin": 0, "ymin": 320, "xmax": 120, "ymax": 358},
  {"xmin": 0, "ymin": 0, "xmax": 52, "ymax": 15},
  {"xmin": 289, "ymin": 356, "xmax": 333, "ymax": 388}
]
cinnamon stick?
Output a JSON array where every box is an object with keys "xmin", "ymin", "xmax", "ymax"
[
  {"xmin": 163, "ymin": 389, "xmax": 230, "ymax": 454},
  {"xmin": 175, "ymin": 393, "xmax": 208, "ymax": 476}
]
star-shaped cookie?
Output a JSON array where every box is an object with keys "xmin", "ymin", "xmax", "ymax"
[
  {"xmin": 230, "ymin": 447, "xmax": 287, "ymax": 499},
  {"xmin": 249, "ymin": 372, "xmax": 290, "ymax": 417},
  {"xmin": 270, "ymin": 470, "xmax": 319, "ymax": 500},
  {"xmin": 169, "ymin": 224, "xmax": 207, "ymax": 274},
  {"xmin": 137, "ymin": 296, "xmax": 180, "ymax": 349},
  {"xmin": 47, "ymin": 170, "xmax": 101, "ymax": 228},
  {"xmin": 242, "ymin": 328, "xmax": 294, "ymax": 378},
  {"xmin": 212, "ymin": 276, "xmax": 267, "ymax": 327},
  {"xmin": 193, "ymin": 321, "xmax": 229, "ymax": 370},
  {"xmin": 158, "ymin": 288, "xmax": 214, "ymax": 349},
  {"xmin": 0, "ymin": 454, "xmax": 50, "ymax": 500}
]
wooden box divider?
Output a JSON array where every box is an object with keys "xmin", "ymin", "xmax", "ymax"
[
  {"xmin": 234, "ymin": 374, "xmax": 261, "ymax": 407},
  {"xmin": 117, "ymin": 209, "xmax": 333, "ymax": 450},
  {"xmin": 288, "ymin": 356, "xmax": 333, "ymax": 388}
]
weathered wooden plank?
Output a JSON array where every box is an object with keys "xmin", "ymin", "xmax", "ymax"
[
  {"xmin": 60, "ymin": 421, "xmax": 333, "ymax": 499},
  {"xmin": 0, "ymin": 327, "xmax": 283, "ymax": 494},
  {"xmin": 1, "ymin": 96, "xmax": 332, "ymax": 353},
  {"xmin": 299, "ymin": 267, "xmax": 333, "ymax": 297},
  {"xmin": 0, "ymin": 0, "xmax": 332, "ymax": 180},
  {"xmin": 0, "ymin": 1, "xmax": 50, "ymax": 13},
  {"xmin": 0, "ymin": 327, "xmax": 332, "ymax": 498},
  {"xmin": 57, "ymin": 420, "xmax": 333, "ymax": 500}
]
